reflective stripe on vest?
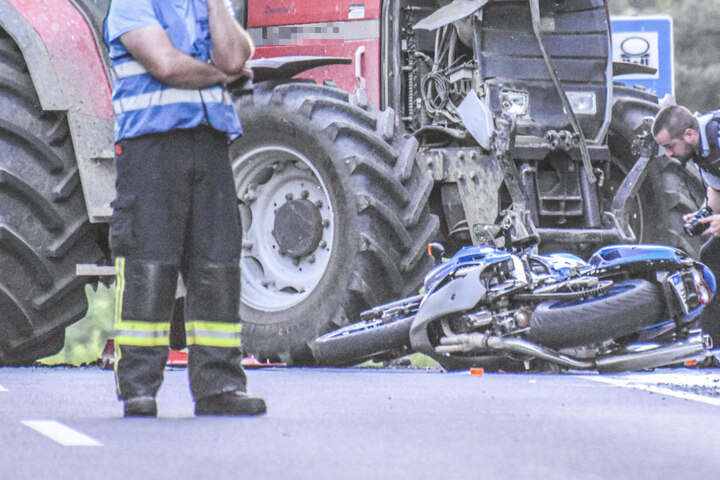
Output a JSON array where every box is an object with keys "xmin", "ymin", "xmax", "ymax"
[
  {"xmin": 186, "ymin": 321, "xmax": 242, "ymax": 348},
  {"xmin": 112, "ymin": 59, "xmax": 150, "ymax": 80},
  {"xmin": 112, "ymin": 87, "xmax": 232, "ymax": 115}
]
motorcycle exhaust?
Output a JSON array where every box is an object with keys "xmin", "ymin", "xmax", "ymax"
[
  {"xmin": 436, "ymin": 332, "xmax": 711, "ymax": 373},
  {"xmin": 437, "ymin": 333, "xmax": 596, "ymax": 369},
  {"xmin": 594, "ymin": 332, "xmax": 711, "ymax": 373}
]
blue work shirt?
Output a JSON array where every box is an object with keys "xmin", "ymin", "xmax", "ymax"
[{"xmin": 105, "ymin": 0, "xmax": 242, "ymax": 142}]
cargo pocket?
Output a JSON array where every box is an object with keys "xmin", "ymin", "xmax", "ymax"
[{"xmin": 109, "ymin": 194, "xmax": 136, "ymax": 256}]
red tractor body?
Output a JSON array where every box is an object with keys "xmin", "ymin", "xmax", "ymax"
[
  {"xmin": 7, "ymin": 0, "xmax": 112, "ymax": 119},
  {"xmin": 248, "ymin": 0, "xmax": 381, "ymax": 107}
]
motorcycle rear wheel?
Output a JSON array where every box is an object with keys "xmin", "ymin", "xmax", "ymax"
[{"xmin": 527, "ymin": 279, "xmax": 663, "ymax": 349}]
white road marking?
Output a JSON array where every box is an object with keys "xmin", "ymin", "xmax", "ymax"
[
  {"xmin": 21, "ymin": 420, "xmax": 102, "ymax": 447},
  {"xmin": 0, "ymin": 385, "xmax": 7, "ymax": 392},
  {"xmin": 583, "ymin": 373, "xmax": 720, "ymax": 407}
]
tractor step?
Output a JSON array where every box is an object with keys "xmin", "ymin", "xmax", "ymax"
[{"xmin": 76, "ymin": 264, "xmax": 116, "ymax": 276}]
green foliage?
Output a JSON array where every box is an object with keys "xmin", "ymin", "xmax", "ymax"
[
  {"xmin": 404, "ymin": 353, "xmax": 441, "ymax": 368},
  {"xmin": 609, "ymin": 0, "xmax": 720, "ymax": 113},
  {"xmin": 40, "ymin": 285, "xmax": 115, "ymax": 366},
  {"xmin": 358, "ymin": 353, "xmax": 441, "ymax": 368}
]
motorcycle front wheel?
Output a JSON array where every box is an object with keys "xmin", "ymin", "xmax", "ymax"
[{"xmin": 311, "ymin": 296, "xmax": 421, "ymax": 366}]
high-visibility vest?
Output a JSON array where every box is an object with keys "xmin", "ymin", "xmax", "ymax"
[
  {"xmin": 695, "ymin": 111, "xmax": 720, "ymax": 179},
  {"xmin": 104, "ymin": 0, "xmax": 242, "ymax": 142}
]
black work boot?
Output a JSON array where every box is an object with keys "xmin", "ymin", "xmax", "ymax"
[
  {"xmin": 124, "ymin": 396, "xmax": 157, "ymax": 417},
  {"xmin": 195, "ymin": 391, "xmax": 266, "ymax": 416}
]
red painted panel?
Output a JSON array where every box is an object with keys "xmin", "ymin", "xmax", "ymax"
[
  {"xmin": 249, "ymin": 0, "xmax": 381, "ymax": 28},
  {"xmin": 255, "ymin": 38, "xmax": 381, "ymax": 109},
  {"xmin": 8, "ymin": 0, "xmax": 113, "ymax": 119}
]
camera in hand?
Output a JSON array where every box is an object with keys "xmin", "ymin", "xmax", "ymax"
[{"xmin": 684, "ymin": 206, "xmax": 713, "ymax": 236}]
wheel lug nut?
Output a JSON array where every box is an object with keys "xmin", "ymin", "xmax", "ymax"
[
  {"xmin": 301, "ymin": 190, "xmax": 309, "ymax": 199},
  {"xmin": 285, "ymin": 193, "xmax": 294, "ymax": 201},
  {"xmin": 242, "ymin": 241, "xmax": 253, "ymax": 250},
  {"xmin": 319, "ymin": 240, "xmax": 327, "ymax": 248},
  {"xmin": 315, "ymin": 200, "xmax": 323, "ymax": 208},
  {"xmin": 322, "ymin": 219, "xmax": 330, "ymax": 228},
  {"xmin": 308, "ymin": 255, "xmax": 316, "ymax": 264}
]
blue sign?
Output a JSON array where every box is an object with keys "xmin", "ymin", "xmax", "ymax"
[{"xmin": 610, "ymin": 16, "xmax": 674, "ymax": 99}]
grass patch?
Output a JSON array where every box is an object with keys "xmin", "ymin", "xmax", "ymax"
[
  {"xmin": 358, "ymin": 353, "xmax": 441, "ymax": 369},
  {"xmin": 40, "ymin": 285, "xmax": 115, "ymax": 366}
]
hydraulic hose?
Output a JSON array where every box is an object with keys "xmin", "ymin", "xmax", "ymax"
[{"xmin": 528, "ymin": 0, "xmax": 596, "ymax": 184}]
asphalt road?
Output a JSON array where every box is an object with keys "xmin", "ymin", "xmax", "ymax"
[{"xmin": 2, "ymin": 365, "xmax": 720, "ymax": 480}]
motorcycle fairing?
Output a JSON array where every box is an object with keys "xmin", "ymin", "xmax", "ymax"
[
  {"xmin": 411, "ymin": 250, "xmax": 528, "ymax": 358},
  {"xmin": 423, "ymin": 245, "xmax": 514, "ymax": 293},
  {"xmin": 411, "ymin": 263, "xmax": 488, "ymax": 357},
  {"xmin": 588, "ymin": 244, "xmax": 689, "ymax": 271}
]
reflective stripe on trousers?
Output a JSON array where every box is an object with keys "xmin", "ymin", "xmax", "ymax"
[{"xmin": 186, "ymin": 321, "xmax": 241, "ymax": 348}]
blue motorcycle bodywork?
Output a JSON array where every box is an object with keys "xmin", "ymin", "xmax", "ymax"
[
  {"xmin": 315, "ymin": 241, "xmax": 717, "ymax": 371},
  {"xmin": 418, "ymin": 243, "xmax": 716, "ymax": 337}
]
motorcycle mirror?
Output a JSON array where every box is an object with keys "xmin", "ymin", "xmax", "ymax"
[
  {"xmin": 473, "ymin": 224, "xmax": 503, "ymax": 244},
  {"xmin": 427, "ymin": 242, "xmax": 445, "ymax": 265}
]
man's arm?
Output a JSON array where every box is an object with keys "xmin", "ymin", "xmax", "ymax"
[
  {"xmin": 698, "ymin": 187, "xmax": 720, "ymax": 237},
  {"xmin": 206, "ymin": 0, "xmax": 255, "ymax": 74},
  {"xmin": 119, "ymin": 26, "xmax": 244, "ymax": 89},
  {"xmin": 707, "ymin": 187, "xmax": 720, "ymax": 213}
]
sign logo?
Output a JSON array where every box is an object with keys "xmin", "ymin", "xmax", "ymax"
[
  {"xmin": 612, "ymin": 31, "xmax": 659, "ymax": 76},
  {"xmin": 620, "ymin": 36, "xmax": 651, "ymax": 66}
]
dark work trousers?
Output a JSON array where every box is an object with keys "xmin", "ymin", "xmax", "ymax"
[
  {"xmin": 110, "ymin": 126, "xmax": 247, "ymax": 401},
  {"xmin": 699, "ymin": 235, "xmax": 720, "ymax": 348}
]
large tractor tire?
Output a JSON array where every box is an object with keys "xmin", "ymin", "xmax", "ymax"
[
  {"xmin": 0, "ymin": 31, "xmax": 104, "ymax": 364},
  {"xmin": 607, "ymin": 86, "xmax": 705, "ymax": 257},
  {"xmin": 231, "ymin": 81, "xmax": 439, "ymax": 364}
]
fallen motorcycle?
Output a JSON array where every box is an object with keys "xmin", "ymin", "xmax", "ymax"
[{"xmin": 311, "ymin": 224, "xmax": 716, "ymax": 373}]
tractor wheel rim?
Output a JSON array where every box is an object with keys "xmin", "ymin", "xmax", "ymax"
[{"xmin": 233, "ymin": 146, "xmax": 334, "ymax": 311}]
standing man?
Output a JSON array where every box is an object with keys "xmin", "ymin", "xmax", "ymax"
[
  {"xmin": 652, "ymin": 105, "xmax": 720, "ymax": 348},
  {"xmin": 105, "ymin": 0, "xmax": 266, "ymax": 417}
]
